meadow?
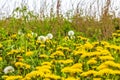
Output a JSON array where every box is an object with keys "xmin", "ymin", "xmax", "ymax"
[
  {"xmin": 0, "ymin": 28, "xmax": 120, "ymax": 80},
  {"xmin": 0, "ymin": 0, "xmax": 120, "ymax": 80}
]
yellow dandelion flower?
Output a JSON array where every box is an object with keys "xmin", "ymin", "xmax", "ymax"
[
  {"xmin": 0, "ymin": 43, "xmax": 3, "ymax": 48},
  {"xmin": 99, "ymin": 50, "xmax": 111, "ymax": 56},
  {"xmin": 65, "ymin": 77, "xmax": 80, "ymax": 80},
  {"xmin": 96, "ymin": 46, "xmax": 103, "ymax": 51},
  {"xmin": 0, "ymin": 57, "xmax": 2, "ymax": 61},
  {"xmin": 25, "ymin": 64, "xmax": 31, "ymax": 69},
  {"xmin": 11, "ymin": 34, "xmax": 17, "ymax": 39},
  {"xmin": 40, "ymin": 44, "xmax": 46, "ymax": 48},
  {"xmin": 70, "ymin": 68, "xmax": 83, "ymax": 73},
  {"xmin": 84, "ymin": 42, "xmax": 93, "ymax": 49},
  {"xmin": 93, "ymin": 78, "xmax": 101, "ymax": 80},
  {"xmin": 27, "ymin": 33, "xmax": 33, "ymax": 38},
  {"xmin": 44, "ymin": 74, "xmax": 61, "ymax": 80},
  {"xmin": 61, "ymin": 67, "xmax": 71, "ymax": 72},
  {"xmin": 92, "ymin": 41, "xmax": 100, "ymax": 46},
  {"xmin": 51, "ymin": 51, "xmax": 65, "ymax": 57},
  {"xmin": 87, "ymin": 58, "xmax": 97, "ymax": 65},
  {"xmin": 78, "ymin": 36, "xmax": 88, "ymax": 41},
  {"xmin": 7, "ymin": 49, "xmax": 19, "ymax": 55},
  {"xmin": 36, "ymin": 40, "xmax": 42, "ymax": 43},
  {"xmin": 112, "ymin": 33, "xmax": 118, "ymax": 37},
  {"xmin": 97, "ymin": 64, "xmax": 108, "ymax": 70},
  {"xmin": 61, "ymin": 67, "xmax": 82, "ymax": 73},
  {"xmin": 71, "ymin": 63, "xmax": 82, "ymax": 69},
  {"xmin": 4, "ymin": 75, "xmax": 23, "ymax": 80},
  {"xmin": 57, "ymin": 59, "xmax": 73, "ymax": 64},
  {"xmin": 41, "ymin": 62, "xmax": 52, "ymax": 66},
  {"xmin": 96, "ymin": 68, "xmax": 114, "ymax": 76},
  {"xmin": 2, "ymin": 75, "xmax": 8, "ymax": 79},
  {"xmin": 113, "ymin": 70, "xmax": 120, "ymax": 75},
  {"xmin": 63, "ymin": 36, "xmax": 69, "ymax": 40},
  {"xmin": 15, "ymin": 62, "xmax": 31, "ymax": 69},
  {"xmin": 65, "ymin": 59, "xmax": 73, "ymax": 64},
  {"xmin": 116, "ymin": 30, "xmax": 120, "ymax": 33},
  {"xmin": 36, "ymin": 65, "xmax": 51, "ymax": 70},
  {"xmin": 39, "ymin": 54, "xmax": 48, "ymax": 58},
  {"xmin": 16, "ymin": 56, "xmax": 24, "ymax": 61},
  {"xmin": 62, "ymin": 47, "xmax": 70, "ymax": 51},
  {"xmin": 102, "ymin": 61, "xmax": 120, "ymax": 69},
  {"xmin": 25, "ymin": 51, "xmax": 34, "ymax": 56},
  {"xmin": 36, "ymin": 65, "xmax": 51, "ymax": 73},
  {"xmin": 39, "ymin": 69, "xmax": 51, "ymax": 74},
  {"xmin": 99, "ymin": 56, "xmax": 114, "ymax": 61},
  {"xmin": 80, "ymin": 70, "xmax": 97, "ymax": 77},
  {"xmin": 56, "ymin": 46, "xmax": 64, "ymax": 50},
  {"xmin": 73, "ymin": 50, "xmax": 84, "ymax": 56},
  {"xmin": 25, "ymin": 71, "xmax": 44, "ymax": 79},
  {"xmin": 100, "ymin": 41, "xmax": 109, "ymax": 46},
  {"xmin": 43, "ymin": 78, "xmax": 51, "ymax": 80}
]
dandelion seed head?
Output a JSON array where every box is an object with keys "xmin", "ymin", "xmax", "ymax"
[
  {"xmin": 46, "ymin": 33, "xmax": 53, "ymax": 39},
  {"xmin": 68, "ymin": 30, "xmax": 74, "ymax": 36},
  {"xmin": 37, "ymin": 36, "xmax": 46, "ymax": 42},
  {"xmin": 3, "ymin": 66, "xmax": 15, "ymax": 74}
]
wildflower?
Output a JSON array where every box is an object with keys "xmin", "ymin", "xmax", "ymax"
[
  {"xmin": 37, "ymin": 36, "xmax": 46, "ymax": 42},
  {"xmin": 87, "ymin": 58, "xmax": 97, "ymax": 65},
  {"xmin": 40, "ymin": 44, "xmax": 46, "ymax": 48},
  {"xmin": 0, "ymin": 57, "xmax": 2, "ymax": 61},
  {"xmin": 65, "ymin": 77, "xmax": 79, "ymax": 80},
  {"xmin": 24, "ymin": 71, "xmax": 44, "ymax": 79},
  {"xmin": 68, "ymin": 30, "xmax": 75, "ymax": 39},
  {"xmin": 35, "ymin": 66, "xmax": 51, "ymax": 74},
  {"xmin": 61, "ymin": 67, "xmax": 82, "ymax": 73},
  {"xmin": 51, "ymin": 51, "xmax": 65, "ymax": 57},
  {"xmin": 3, "ymin": 75, "xmax": 23, "ymax": 80},
  {"xmin": 80, "ymin": 70, "xmax": 97, "ymax": 77},
  {"xmin": 93, "ymin": 78, "xmax": 101, "ymax": 80},
  {"xmin": 112, "ymin": 33, "xmax": 118, "ymax": 37},
  {"xmin": 71, "ymin": 63, "xmax": 82, "ymax": 69},
  {"xmin": 41, "ymin": 62, "xmax": 52, "ymax": 66},
  {"xmin": 96, "ymin": 68, "xmax": 114, "ymax": 76},
  {"xmin": 113, "ymin": 70, "xmax": 120, "ymax": 75},
  {"xmin": 0, "ymin": 43, "xmax": 3, "ymax": 48},
  {"xmin": 39, "ymin": 54, "xmax": 48, "ymax": 58},
  {"xmin": 100, "ymin": 41, "xmax": 110, "ymax": 46},
  {"xmin": 97, "ymin": 64, "xmax": 108, "ymax": 70},
  {"xmin": 44, "ymin": 74, "xmax": 61, "ymax": 80},
  {"xmin": 73, "ymin": 50, "xmax": 84, "ymax": 56},
  {"xmin": 25, "ymin": 51, "xmax": 34, "ymax": 56},
  {"xmin": 16, "ymin": 56, "xmax": 24, "ymax": 61},
  {"xmin": 68, "ymin": 30, "xmax": 74, "ymax": 36},
  {"xmin": 84, "ymin": 42, "xmax": 93, "ymax": 49},
  {"xmin": 46, "ymin": 33, "xmax": 53, "ymax": 39},
  {"xmin": 11, "ymin": 34, "xmax": 17, "ymax": 39},
  {"xmin": 15, "ymin": 62, "xmax": 31, "ymax": 69},
  {"xmin": 99, "ymin": 55, "xmax": 114, "ymax": 61},
  {"xmin": 116, "ymin": 29, "xmax": 120, "ymax": 33},
  {"xmin": 3, "ymin": 66, "xmax": 15, "ymax": 74},
  {"xmin": 7, "ymin": 49, "xmax": 19, "ymax": 55},
  {"xmin": 36, "ymin": 65, "xmax": 51, "ymax": 70},
  {"xmin": 26, "ymin": 33, "xmax": 33, "ymax": 38}
]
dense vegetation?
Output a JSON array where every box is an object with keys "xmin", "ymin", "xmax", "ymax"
[{"xmin": 0, "ymin": 0, "xmax": 120, "ymax": 80}]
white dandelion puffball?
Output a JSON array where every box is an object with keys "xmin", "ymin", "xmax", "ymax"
[
  {"xmin": 68, "ymin": 30, "xmax": 74, "ymax": 36},
  {"xmin": 37, "ymin": 36, "xmax": 46, "ymax": 42},
  {"xmin": 3, "ymin": 66, "xmax": 15, "ymax": 74},
  {"xmin": 46, "ymin": 33, "xmax": 53, "ymax": 39}
]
